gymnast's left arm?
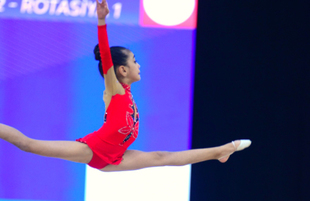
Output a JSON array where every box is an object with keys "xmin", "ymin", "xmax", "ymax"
[{"xmin": 97, "ymin": 0, "xmax": 122, "ymax": 95}]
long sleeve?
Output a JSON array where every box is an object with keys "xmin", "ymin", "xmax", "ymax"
[{"xmin": 98, "ymin": 24, "xmax": 113, "ymax": 75}]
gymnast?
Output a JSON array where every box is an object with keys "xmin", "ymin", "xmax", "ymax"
[{"xmin": 0, "ymin": 0, "xmax": 251, "ymax": 171}]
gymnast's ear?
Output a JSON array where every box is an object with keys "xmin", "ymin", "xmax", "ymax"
[{"xmin": 117, "ymin": 65, "xmax": 128, "ymax": 77}]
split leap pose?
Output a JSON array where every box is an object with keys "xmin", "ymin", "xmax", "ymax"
[{"xmin": 0, "ymin": 0, "xmax": 251, "ymax": 172}]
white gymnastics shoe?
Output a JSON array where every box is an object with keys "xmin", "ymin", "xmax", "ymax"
[
  {"xmin": 218, "ymin": 139, "xmax": 252, "ymax": 163},
  {"xmin": 233, "ymin": 139, "xmax": 252, "ymax": 151}
]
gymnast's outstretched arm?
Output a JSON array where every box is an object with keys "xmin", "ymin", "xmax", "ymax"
[{"xmin": 97, "ymin": 0, "xmax": 123, "ymax": 96}]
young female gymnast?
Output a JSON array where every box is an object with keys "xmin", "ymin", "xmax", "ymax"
[{"xmin": 0, "ymin": 0, "xmax": 251, "ymax": 171}]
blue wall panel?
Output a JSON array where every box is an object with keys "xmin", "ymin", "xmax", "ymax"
[{"xmin": 0, "ymin": 18, "xmax": 195, "ymax": 200}]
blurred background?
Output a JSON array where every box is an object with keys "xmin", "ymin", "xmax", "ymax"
[
  {"xmin": 0, "ymin": 0, "xmax": 196, "ymax": 200},
  {"xmin": 191, "ymin": 1, "xmax": 309, "ymax": 201},
  {"xmin": 0, "ymin": 0, "xmax": 309, "ymax": 200}
]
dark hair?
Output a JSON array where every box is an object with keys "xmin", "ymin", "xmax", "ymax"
[{"xmin": 93, "ymin": 44, "xmax": 130, "ymax": 78}]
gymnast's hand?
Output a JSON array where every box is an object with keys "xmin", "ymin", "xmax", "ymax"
[{"xmin": 96, "ymin": 0, "xmax": 109, "ymax": 20}]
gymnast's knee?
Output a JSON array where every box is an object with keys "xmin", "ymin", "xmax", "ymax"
[
  {"xmin": 153, "ymin": 151, "xmax": 171, "ymax": 166},
  {"xmin": 15, "ymin": 138, "xmax": 34, "ymax": 153}
]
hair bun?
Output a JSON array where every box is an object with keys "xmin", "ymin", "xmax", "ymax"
[{"xmin": 93, "ymin": 44, "xmax": 101, "ymax": 61}]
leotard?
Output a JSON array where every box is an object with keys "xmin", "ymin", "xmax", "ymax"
[{"xmin": 76, "ymin": 25, "xmax": 139, "ymax": 169}]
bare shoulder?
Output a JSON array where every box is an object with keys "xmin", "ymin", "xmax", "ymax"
[
  {"xmin": 113, "ymin": 82, "xmax": 125, "ymax": 95},
  {"xmin": 103, "ymin": 84, "xmax": 124, "ymax": 111},
  {"xmin": 104, "ymin": 67, "xmax": 125, "ymax": 96}
]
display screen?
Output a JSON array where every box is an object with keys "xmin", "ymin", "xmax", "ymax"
[
  {"xmin": 0, "ymin": 0, "xmax": 139, "ymax": 24},
  {"xmin": 0, "ymin": 0, "xmax": 197, "ymax": 200}
]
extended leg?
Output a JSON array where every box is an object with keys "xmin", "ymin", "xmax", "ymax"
[
  {"xmin": 101, "ymin": 141, "xmax": 241, "ymax": 172},
  {"xmin": 0, "ymin": 123, "xmax": 93, "ymax": 164}
]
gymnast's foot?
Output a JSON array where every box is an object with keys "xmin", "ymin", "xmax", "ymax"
[{"xmin": 218, "ymin": 140, "xmax": 252, "ymax": 163}]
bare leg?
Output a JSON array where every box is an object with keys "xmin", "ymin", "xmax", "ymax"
[
  {"xmin": 101, "ymin": 141, "xmax": 240, "ymax": 172},
  {"xmin": 0, "ymin": 123, "xmax": 93, "ymax": 164}
]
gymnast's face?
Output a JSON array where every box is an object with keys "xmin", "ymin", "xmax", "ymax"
[{"xmin": 124, "ymin": 51, "xmax": 141, "ymax": 82}]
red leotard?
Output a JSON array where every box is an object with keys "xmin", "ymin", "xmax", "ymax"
[{"xmin": 76, "ymin": 25, "xmax": 139, "ymax": 169}]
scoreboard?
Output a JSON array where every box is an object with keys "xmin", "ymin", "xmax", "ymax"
[{"xmin": 0, "ymin": 0, "xmax": 197, "ymax": 28}]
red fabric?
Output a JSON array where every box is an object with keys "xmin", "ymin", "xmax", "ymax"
[
  {"xmin": 76, "ymin": 84, "xmax": 139, "ymax": 169},
  {"xmin": 98, "ymin": 25, "xmax": 113, "ymax": 75}
]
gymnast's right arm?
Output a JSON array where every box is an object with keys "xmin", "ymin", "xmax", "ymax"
[{"xmin": 97, "ymin": 0, "xmax": 120, "ymax": 95}]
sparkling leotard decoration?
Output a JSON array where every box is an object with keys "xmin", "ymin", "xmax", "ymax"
[{"xmin": 117, "ymin": 83, "xmax": 139, "ymax": 146}]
